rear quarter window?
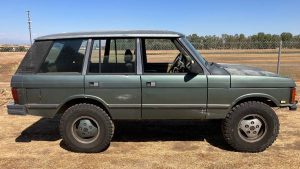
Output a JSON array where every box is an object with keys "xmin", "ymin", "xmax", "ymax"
[
  {"xmin": 39, "ymin": 39, "xmax": 87, "ymax": 73},
  {"xmin": 16, "ymin": 40, "xmax": 52, "ymax": 74}
]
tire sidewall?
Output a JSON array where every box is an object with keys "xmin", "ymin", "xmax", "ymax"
[
  {"xmin": 227, "ymin": 102, "xmax": 279, "ymax": 151},
  {"xmin": 61, "ymin": 104, "xmax": 112, "ymax": 152}
]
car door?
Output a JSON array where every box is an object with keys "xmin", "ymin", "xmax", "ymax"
[
  {"xmin": 141, "ymin": 38, "xmax": 207, "ymax": 119},
  {"xmin": 84, "ymin": 38, "xmax": 141, "ymax": 119}
]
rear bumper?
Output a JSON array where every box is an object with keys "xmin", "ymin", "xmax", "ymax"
[
  {"xmin": 7, "ymin": 102, "xmax": 27, "ymax": 115},
  {"xmin": 288, "ymin": 101, "xmax": 298, "ymax": 111}
]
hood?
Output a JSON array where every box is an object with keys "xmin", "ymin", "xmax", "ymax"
[{"xmin": 218, "ymin": 63, "xmax": 279, "ymax": 77}]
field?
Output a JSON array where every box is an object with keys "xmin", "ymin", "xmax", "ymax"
[{"xmin": 0, "ymin": 51, "xmax": 299, "ymax": 169}]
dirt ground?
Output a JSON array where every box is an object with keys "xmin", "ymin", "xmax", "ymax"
[
  {"xmin": 0, "ymin": 51, "xmax": 300, "ymax": 169},
  {"xmin": 0, "ymin": 86, "xmax": 300, "ymax": 169}
]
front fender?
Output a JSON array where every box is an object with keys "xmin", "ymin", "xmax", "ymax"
[{"xmin": 230, "ymin": 93, "xmax": 280, "ymax": 109}]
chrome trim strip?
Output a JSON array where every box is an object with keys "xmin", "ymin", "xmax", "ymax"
[
  {"xmin": 143, "ymin": 104, "xmax": 206, "ymax": 108},
  {"xmin": 26, "ymin": 104, "xmax": 59, "ymax": 109},
  {"xmin": 108, "ymin": 104, "xmax": 141, "ymax": 108},
  {"xmin": 207, "ymin": 104, "xmax": 230, "ymax": 109}
]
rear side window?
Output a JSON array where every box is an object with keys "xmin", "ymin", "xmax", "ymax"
[
  {"xmin": 16, "ymin": 41, "xmax": 52, "ymax": 74},
  {"xmin": 39, "ymin": 39, "xmax": 87, "ymax": 73},
  {"xmin": 88, "ymin": 38, "xmax": 136, "ymax": 73}
]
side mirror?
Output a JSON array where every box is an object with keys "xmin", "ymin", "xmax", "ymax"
[{"xmin": 188, "ymin": 61, "xmax": 203, "ymax": 74}]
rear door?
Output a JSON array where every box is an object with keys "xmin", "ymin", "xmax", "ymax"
[
  {"xmin": 22, "ymin": 39, "xmax": 87, "ymax": 117},
  {"xmin": 84, "ymin": 38, "xmax": 141, "ymax": 119},
  {"xmin": 141, "ymin": 38, "xmax": 207, "ymax": 119}
]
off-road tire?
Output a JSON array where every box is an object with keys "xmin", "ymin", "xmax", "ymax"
[
  {"xmin": 222, "ymin": 101, "xmax": 279, "ymax": 152},
  {"xmin": 60, "ymin": 103, "xmax": 114, "ymax": 153}
]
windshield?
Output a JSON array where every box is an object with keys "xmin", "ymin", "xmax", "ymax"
[{"xmin": 181, "ymin": 37, "xmax": 208, "ymax": 66}]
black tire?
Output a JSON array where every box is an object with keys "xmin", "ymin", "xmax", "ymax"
[
  {"xmin": 222, "ymin": 101, "xmax": 279, "ymax": 152},
  {"xmin": 60, "ymin": 103, "xmax": 114, "ymax": 153}
]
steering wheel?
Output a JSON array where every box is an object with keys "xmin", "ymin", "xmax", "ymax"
[{"xmin": 168, "ymin": 53, "xmax": 185, "ymax": 73}]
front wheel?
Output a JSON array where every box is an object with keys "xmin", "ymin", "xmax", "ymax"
[
  {"xmin": 59, "ymin": 103, "xmax": 114, "ymax": 153},
  {"xmin": 222, "ymin": 101, "xmax": 279, "ymax": 152}
]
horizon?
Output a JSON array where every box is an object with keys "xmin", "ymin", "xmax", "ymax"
[{"xmin": 0, "ymin": 0, "xmax": 299, "ymax": 44}]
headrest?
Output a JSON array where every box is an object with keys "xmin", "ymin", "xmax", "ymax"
[{"xmin": 124, "ymin": 49, "xmax": 133, "ymax": 63}]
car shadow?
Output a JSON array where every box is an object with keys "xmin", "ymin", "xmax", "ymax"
[{"xmin": 15, "ymin": 118, "xmax": 233, "ymax": 151}]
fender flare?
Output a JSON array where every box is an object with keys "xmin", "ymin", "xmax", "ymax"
[
  {"xmin": 56, "ymin": 94, "xmax": 110, "ymax": 113},
  {"xmin": 230, "ymin": 93, "xmax": 280, "ymax": 109}
]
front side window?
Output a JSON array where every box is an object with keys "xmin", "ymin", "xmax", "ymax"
[
  {"xmin": 39, "ymin": 39, "xmax": 87, "ymax": 73},
  {"xmin": 88, "ymin": 38, "xmax": 136, "ymax": 73},
  {"xmin": 143, "ymin": 38, "xmax": 200, "ymax": 74}
]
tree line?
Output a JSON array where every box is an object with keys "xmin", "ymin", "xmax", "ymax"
[
  {"xmin": 1, "ymin": 32, "xmax": 300, "ymax": 52},
  {"xmin": 187, "ymin": 32, "xmax": 300, "ymax": 49},
  {"xmin": 0, "ymin": 46, "xmax": 28, "ymax": 52}
]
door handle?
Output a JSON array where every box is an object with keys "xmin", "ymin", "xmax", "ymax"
[
  {"xmin": 146, "ymin": 81, "xmax": 156, "ymax": 87},
  {"xmin": 89, "ymin": 81, "xmax": 99, "ymax": 87}
]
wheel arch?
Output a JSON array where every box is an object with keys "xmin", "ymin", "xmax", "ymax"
[
  {"xmin": 230, "ymin": 93, "xmax": 280, "ymax": 110},
  {"xmin": 55, "ymin": 95, "xmax": 111, "ymax": 118}
]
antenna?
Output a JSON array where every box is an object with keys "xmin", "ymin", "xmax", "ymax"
[{"xmin": 26, "ymin": 11, "xmax": 32, "ymax": 45}]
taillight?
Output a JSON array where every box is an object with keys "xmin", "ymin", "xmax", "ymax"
[
  {"xmin": 291, "ymin": 87, "xmax": 296, "ymax": 103},
  {"xmin": 11, "ymin": 88, "xmax": 19, "ymax": 104}
]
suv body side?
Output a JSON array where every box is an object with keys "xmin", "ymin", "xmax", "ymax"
[{"xmin": 8, "ymin": 34, "xmax": 297, "ymax": 120}]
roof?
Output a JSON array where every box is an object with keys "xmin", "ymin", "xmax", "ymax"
[{"xmin": 35, "ymin": 30, "xmax": 184, "ymax": 40}]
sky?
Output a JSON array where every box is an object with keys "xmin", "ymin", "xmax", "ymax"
[{"xmin": 0, "ymin": 0, "xmax": 299, "ymax": 44}]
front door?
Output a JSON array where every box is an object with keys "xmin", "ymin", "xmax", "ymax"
[{"xmin": 141, "ymin": 38, "xmax": 207, "ymax": 119}]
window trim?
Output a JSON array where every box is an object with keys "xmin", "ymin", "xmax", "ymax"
[
  {"xmin": 141, "ymin": 37, "xmax": 204, "ymax": 75},
  {"xmin": 178, "ymin": 38, "xmax": 210, "ymax": 75},
  {"xmin": 85, "ymin": 38, "xmax": 139, "ymax": 75}
]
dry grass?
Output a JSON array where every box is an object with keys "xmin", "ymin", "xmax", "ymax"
[{"xmin": 0, "ymin": 86, "xmax": 299, "ymax": 169}]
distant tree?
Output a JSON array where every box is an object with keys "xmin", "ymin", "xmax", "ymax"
[
  {"xmin": 281, "ymin": 32, "xmax": 293, "ymax": 41},
  {"xmin": 15, "ymin": 46, "xmax": 27, "ymax": 52},
  {"xmin": 0, "ymin": 47, "xmax": 14, "ymax": 52}
]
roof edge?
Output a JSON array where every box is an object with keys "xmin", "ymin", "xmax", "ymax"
[{"xmin": 36, "ymin": 30, "xmax": 185, "ymax": 40}]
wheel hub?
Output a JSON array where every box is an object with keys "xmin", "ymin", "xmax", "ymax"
[
  {"xmin": 71, "ymin": 116, "xmax": 100, "ymax": 144},
  {"xmin": 238, "ymin": 114, "xmax": 267, "ymax": 142},
  {"xmin": 76, "ymin": 119, "xmax": 98, "ymax": 138}
]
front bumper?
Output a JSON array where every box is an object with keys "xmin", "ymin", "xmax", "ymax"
[{"xmin": 7, "ymin": 102, "xmax": 27, "ymax": 115}]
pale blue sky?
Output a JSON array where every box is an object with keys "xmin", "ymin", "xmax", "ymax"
[{"xmin": 1, "ymin": 0, "xmax": 299, "ymax": 44}]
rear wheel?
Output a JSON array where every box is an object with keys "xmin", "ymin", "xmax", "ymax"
[
  {"xmin": 60, "ymin": 103, "xmax": 114, "ymax": 153},
  {"xmin": 222, "ymin": 101, "xmax": 279, "ymax": 152}
]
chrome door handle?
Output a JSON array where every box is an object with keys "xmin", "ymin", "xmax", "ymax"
[
  {"xmin": 89, "ymin": 81, "xmax": 99, "ymax": 87},
  {"xmin": 146, "ymin": 81, "xmax": 156, "ymax": 87}
]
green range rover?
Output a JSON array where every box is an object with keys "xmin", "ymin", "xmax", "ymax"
[{"xmin": 7, "ymin": 30, "xmax": 297, "ymax": 153}]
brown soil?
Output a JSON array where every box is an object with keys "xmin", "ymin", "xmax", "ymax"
[{"xmin": 0, "ymin": 51, "xmax": 300, "ymax": 168}]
